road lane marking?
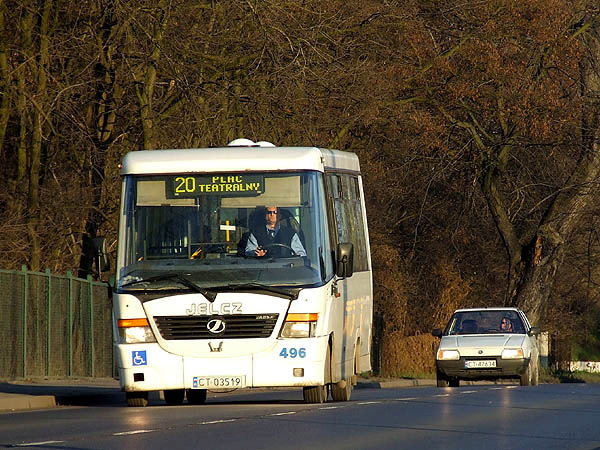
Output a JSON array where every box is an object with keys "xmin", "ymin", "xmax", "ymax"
[
  {"xmin": 198, "ymin": 419, "xmax": 237, "ymax": 424},
  {"xmin": 15, "ymin": 386, "xmax": 529, "ymax": 447},
  {"xmin": 16, "ymin": 441, "xmax": 65, "ymax": 447},
  {"xmin": 113, "ymin": 430, "xmax": 156, "ymax": 436},
  {"xmin": 48, "ymin": 386, "xmax": 525, "ymax": 444}
]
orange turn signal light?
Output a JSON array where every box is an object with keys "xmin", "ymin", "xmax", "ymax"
[
  {"xmin": 118, "ymin": 318, "xmax": 149, "ymax": 328},
  {"xmin": 285, "ymin": 313, "xmax": 318, "ymax": 322}
]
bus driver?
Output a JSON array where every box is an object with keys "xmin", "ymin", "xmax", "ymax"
[{"xmin": 243, "ymin": 206, "xmax": 306, "ymax": 257}]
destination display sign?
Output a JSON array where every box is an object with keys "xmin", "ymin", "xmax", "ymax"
[{"xmin": 166, "ymin": 175, "xmax": 264, "ymax": 198}]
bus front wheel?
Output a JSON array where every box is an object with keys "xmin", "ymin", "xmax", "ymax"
[
  {"xmin": 331, "ymin": 345, "xmax": 358, "ymax": 402},
  {"xmin": 303, "ymin": 342, "xmax": 332, "ymax": 403},
  {"xmin": 186, "ymin": 389, "xmax": 207, "ymax": 405},
  {"xmin": 331, "ymin": 379, "xmax": 352, "ymax": 401},
  {"xmin": 126, "ymin": 391, "xmax": 149, "ymax": 407},
  {"xmin": 303, "ymin": 384, "xmax": 328, "ymax": 403},
  {"xmin": 163, "ymin": 389, "xmax": 185, "ymax": 405}
]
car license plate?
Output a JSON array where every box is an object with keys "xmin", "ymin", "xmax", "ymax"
[
  {"xmin": 192, "ymin": 376, "xmax": 246, "ymax": 389},
  {"xmin": 465, "ymin": 360, "xmax": 496, "ymax": 369}
]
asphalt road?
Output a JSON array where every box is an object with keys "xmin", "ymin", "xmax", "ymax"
[{"xmin": 1, "ymin": 382, "xmax": 600, "ymax": 449}]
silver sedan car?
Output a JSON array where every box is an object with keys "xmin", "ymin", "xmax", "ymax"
[{"xmin": 432, "ymin": 308, "xmax": 541, "ymax": 387}]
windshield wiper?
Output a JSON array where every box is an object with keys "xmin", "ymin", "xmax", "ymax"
[
  {"xmin": 120, "ymin": 273, "xmax": 217, "ymax": 302},
  {"xmin": 223, "ymin": 283, "xmax": 299, "ymax": 300}
]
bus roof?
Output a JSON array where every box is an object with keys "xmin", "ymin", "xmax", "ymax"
[{"xmin": 120, "ymin": 146, "xmax": 360, "ymax": 175}]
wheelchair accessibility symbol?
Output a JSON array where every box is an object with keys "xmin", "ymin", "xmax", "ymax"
[{"xmin": 132, "ymin": 351, "xmax": 147, "ymax": 366}]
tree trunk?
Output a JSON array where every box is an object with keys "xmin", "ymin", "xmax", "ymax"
[
  {"xmin": 78, "ymin": 2, "xmax": 122, "ymax": 279},
  {"xmin": 12, "ymin": 8, "xmax": 33, "ymax": 218},
  {"xmin": 135, "ymin": 1, "xmax": 169, "ymax": 150},
  {"xmin": 0, "ymin": 3, "xmax": 10, "ymax": 155},
  {"xmin": 25, "ymin": 0, "xmax": 53, "ymax": 271},
  {"xmin": 480, "ymin": 142, "xmax": 523, "ymax": 304},
  {"xmin": 516, "ymin": 20, "xmax": 600, "ymax": 326}
]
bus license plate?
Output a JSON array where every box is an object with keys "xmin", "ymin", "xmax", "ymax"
[
  {"xmin": 465, "ymin": 360, "xmax": 496, "ymax": 369},
  {"xmin": 192, "ymin": 376, "xmax": 246, "ymax": 389}
]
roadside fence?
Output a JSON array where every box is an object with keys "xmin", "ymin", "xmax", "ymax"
[{"xmin": 0, "ymin": 266, "xmax": 113, "ymax": 380}]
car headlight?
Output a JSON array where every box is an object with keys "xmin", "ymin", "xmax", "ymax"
[
  {"xmin": 501, "ymin": 348, "xmax": 524, "ymax": 359},
  {"xmin": 437, "ymin": 349, "xmax": 460, "ymax": 360},
  {"xmin": 280, "ymin": 313, "xmax": 318, "ymax": 338},
  {"xmin": 118, "ymin": 318, "xmax": 156, "ymax": 343}
]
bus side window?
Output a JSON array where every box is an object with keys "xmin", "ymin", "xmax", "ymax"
[{"xmin": 326, "ymin": 173, "xmax": 368, "ymax": 273}]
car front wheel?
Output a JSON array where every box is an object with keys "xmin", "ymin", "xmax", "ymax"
[
  {"xmin": 520, "ymin": 361, "xmax": 532, "ymax": 386},
  {"xmin": 436, "ymin": 369, "xmax": 449, "ymax": 387}
]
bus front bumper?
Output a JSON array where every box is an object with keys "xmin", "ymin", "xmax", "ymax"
[{"xmin": 116, "ymin": 335, "xmax": 329, "ymax": 392}]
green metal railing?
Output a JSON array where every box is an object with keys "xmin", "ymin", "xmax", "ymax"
[{"xmin": 0, "ymin": 266, "xmax": 113, "ymax": 379}]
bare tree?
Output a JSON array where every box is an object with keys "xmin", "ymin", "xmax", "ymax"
[
  {"xmin": 78, "ymin": 0, "xmax": 125, "ymax": 277},
  {"xmin": 399, "ymin": 1, "xmax": 600, "ymax": 325},
  {"xmin": 518, "ymin": 12, "xmax": 600, "ymax": 323},
  {"xmin": 8, "ymin": 0, "xmax": 56, "ymax": 271}
]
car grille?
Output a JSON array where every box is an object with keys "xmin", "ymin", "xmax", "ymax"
[{"xmin": 153, "ymin": 314, "xmax": 279, "ymax": 340}]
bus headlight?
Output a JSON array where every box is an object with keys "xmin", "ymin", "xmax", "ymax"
[
  {"xmin": 118, "ymin": 318, "xmax": 156, "ymax": 344},
  {"xmin": 280, "ymin": 313, "xmax": 318, "ymax": 338}
]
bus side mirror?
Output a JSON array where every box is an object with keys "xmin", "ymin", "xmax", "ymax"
[
  {"xmin": 104, "ymin": 280, "xmax": 113, "ymax": 301},
  {"xmin": 92, "ymin": 236, "xmax": 111, "ymax": 273},
  {"xmin": 432, "ymin": 328, "xmax": 443, "ymax": 338},
  {"xmin": 336, "ymin": 242, "xmax": 354, "ymax": 278}
]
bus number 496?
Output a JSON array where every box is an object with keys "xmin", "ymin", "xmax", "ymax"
[{"xmin": 279, "ymin": 348, "xmax": 306, "ymax": 358}]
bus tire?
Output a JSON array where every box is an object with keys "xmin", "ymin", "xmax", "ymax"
[
  {"xmin": 331, "ymin": 379, "xmax": 352, "ymax": 401},
  {"xmin": 164, "ymin": 389, "xmax": 185, "ymax": 405},
  {"xmin": 186, "ymin": 389, "xmax": 207, "ymax": 405},
  {"xmin": 126, "ymin": 391, "xmax": 148, "ymax": 407},
  {"xmin": 304, "ymin": 344, "xmax": 331, "ymax": 403},
  {"xmin": 331, "ymin": 344, "xmax": 357, "ymax": 401},
  {"xmin": 303, "ymin": 384, "xmax": 328, "ymax": 403}
]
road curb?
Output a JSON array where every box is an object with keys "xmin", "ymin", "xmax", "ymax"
[{"xmin": 0, "ymin": 393, "xmax": 56, "ymax": 412}]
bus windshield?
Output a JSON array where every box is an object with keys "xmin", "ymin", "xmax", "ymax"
[{"xmin": 116, "ymin": 171, "xmax": 333, "ymax": 291}]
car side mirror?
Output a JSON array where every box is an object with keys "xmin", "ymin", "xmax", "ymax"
[
  {"xmin": 528, "ymin": 326, "xmax": 540, "ymax": 336},
  {"xmin": 432, "ymin": 328, "xmax": 443, "ymax": 338},
  {"xmin": 335, "ymin": 242, "xmax": 354, "ymax": 278}
]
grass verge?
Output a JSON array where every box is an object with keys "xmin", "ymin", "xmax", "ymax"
[{"xmin": 540, "ymin": 368, "xmax": 600, "ymax": 384}]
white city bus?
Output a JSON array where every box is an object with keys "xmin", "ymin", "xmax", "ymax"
[{"xmin": 113, "ymin": 139, "xmax": 372, "ymax": 406}]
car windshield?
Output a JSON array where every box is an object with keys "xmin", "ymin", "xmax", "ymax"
[
  {"xmin": 116, "ymin": 171, "xmax": 333, "ymax": 291},
  {"xmin": 445, "ymin": 310, "xmax": 525, "ymax": 335}
]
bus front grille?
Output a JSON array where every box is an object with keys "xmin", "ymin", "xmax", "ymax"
[{"xmin": 153, "ymin": 314, "xmax": 279, "ymax": 340}]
